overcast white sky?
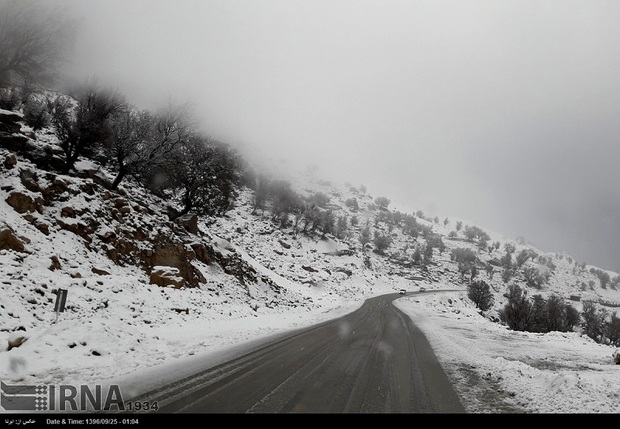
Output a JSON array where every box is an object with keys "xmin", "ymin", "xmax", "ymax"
[{"xmin": 50, "ymin": 0, "xmax": 620, "ymax": 273}]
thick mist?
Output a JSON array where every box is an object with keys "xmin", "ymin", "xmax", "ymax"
[{"xmin": 46, "ymin": 0, "xmax": 620, "ymax": 272}]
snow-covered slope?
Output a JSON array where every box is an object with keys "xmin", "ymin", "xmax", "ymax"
[{"xmin": 1, "ymin": 110, "xmax": 619, "ymax": 413}]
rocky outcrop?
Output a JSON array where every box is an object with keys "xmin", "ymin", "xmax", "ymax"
[
  {"xmin": 56, "ymin": 218, "xmax": 99, "ymax": 242},
  {"xmin": 18, "ymin": 167, "xmax": 41, "ymax": 192},
  {"xmin": 7, "ymin": 335, "xmax": 27, "ymax": 351},
  {"xmin": 0, "ymin": 133, "xmax": 30, "ymax": 152},
  {"xmin": 176, "ymin": 213, "xmax": 198, "ymax": 235},
  {"xmin": 49, "ymin": 255, "xmax": 62, "ymax": 271},
  {"xmin": 0, "ymin": 109, "xmax": 66, "ymax": 171},
  {"xmin": 0, "ymin": 109, "xmax": 23, "ymax": 134},
  {"xmin": 215, "ymin": 248, "xmax": 279, "ymax": 291},
  {"xmin": 0, "ymin": 223, "xmax": 26, "ymax": 253},
  {"xmin": 140, "ymin": 235, "xmax": 206, "ymax": 288},
  {"xmin": 4, "ymin": 154, "xmax": 17, "ymax": 169},
  {"xmin": 83, "ymin": 168, "xmax": 113, "ymax": 190},
  {"xmin": 149, "ymin": 266, "xmax": 184, "ymax": 288},
  {"xmin": 5, "ymin": 191, "xmax": 40, "ymax": 214},
  {"xmin": 0, "ymin": 129, "xmax": 281, "ymax": 293},
  {"xmin": 189, "ymin": 242, "xmax": 211, "ymax": 264},
  {"xmin": 91, "ymin": 267, "xmax": 111, "ymax": 276}
]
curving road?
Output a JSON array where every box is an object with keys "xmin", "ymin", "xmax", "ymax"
[{"xmin": 136, "ymin": 292, "xmax": 465, "ymax": 413}]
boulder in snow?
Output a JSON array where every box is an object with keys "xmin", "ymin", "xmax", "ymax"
[
  {"xmin": 7, "ymin": 334, "xmax": 27, "ymax": 351},
  {"xmin": 614, "ymin": 349, "xmax": 620, "ymax": 365},
  {"xmin": 0, "ymin": 223, "xmax": 26, "ymax": 253},
  {"xmin": 149, "ymin": 266, "xmax": 185, "ymax": 288},
  {"xmin": 176, "ymin": 213, "xmax": 198, "ymax": 235},
  {"xmin": 0, "ymin": 109, "xmax": 23, "ymax": 134},
  {"xmin": 3, "ymin": 153, "xmax": 17, "ymax": 169},
  {"xmin": 91, "ymin": 267, "xmax": 111, "ymax": 276},
  {"xmin": 5, "ymin": 191, "xmax": 36, "ymax": 214},
  {"xmin": 49, "ymin": 255, "xmax": 62, "ymax": 271}
]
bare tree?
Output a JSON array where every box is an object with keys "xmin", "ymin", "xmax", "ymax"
[
  {"xmin": 252, "ymin": 174, "xmax": 270, "ymax": 213},
  {"xmin": 135, "ymin": 102, "xmax": 195, "ymax": 186},
  {"xmin": 106, "ymin": 107, "xmax": 153, "ymax": 189},
  {"xmin": 157, "ymin": 134, "xmax": 240, "ymax": 220},
  {"xmin": 0, "ymin": 0, "xmax": 76, "ymax": 88},
  {"xmin": 51, "ymin": 83, "xmax": 125, "ymax": 173}
]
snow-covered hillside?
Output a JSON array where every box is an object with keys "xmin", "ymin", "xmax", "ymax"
[{"xmin": 1, "ymin": 109, "xmax": 619, "ymax": 414}]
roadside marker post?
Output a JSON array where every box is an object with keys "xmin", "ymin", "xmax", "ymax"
[{"xmin": 53, "ymin": 288, "xmax": 68, "ymax": 324}]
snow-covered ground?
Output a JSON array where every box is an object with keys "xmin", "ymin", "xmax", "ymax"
[
  {"xmin": 396, "ymin": 290, "xmax": 620, "ymax": 414},
  {"xmin": 2, "ymin": 281, "xmax": 618, "ymax": 414}
]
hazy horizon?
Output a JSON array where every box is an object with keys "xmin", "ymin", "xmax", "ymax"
[{"xmin": 42, "ymin": 0, "xmax": 620, "ymax": 273}]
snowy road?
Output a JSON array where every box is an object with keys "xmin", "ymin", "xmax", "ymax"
[{"xmin": 133, "ymin": 292, "xmax": 465, "ymax": 413}]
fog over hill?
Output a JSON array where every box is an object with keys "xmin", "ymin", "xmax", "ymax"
[
  {"xmin": 52, "ymin": 0, "xmax": 620, "ymax": 273},
  {"xmin": 1, "ymin": 109, "xmax": 619, "ymax": 413}
]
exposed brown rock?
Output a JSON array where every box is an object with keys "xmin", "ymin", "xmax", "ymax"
[
  {"xmin": 61, "ymin": 206, "xmax": 76, "ymax": 217},
  {"xmin": 19, "ymin": 168, "xmax": 40, "ymax": 192},
  {"xmin": 149, "ymin": 266, "xmax": 184, "ymax": 288},
  {"xmin": 49, "ymin": 255, "xmax": 62, "ymax": 271},
  {"xmin": 56, "ymin": 218, "xmax": 93, "ymax": 242},
  {"xmin": 185, "ymin": 245, "xmax": 196, "ymax": 261},
  {"xmin": 96, "ymin": 227, "xmax": 116, "ymax": 241},
  {"xmin": 177, "ymin": 213, "xmax": 198, "ymax": 235},
  {"xmin": 49, "ymin": 177, "xmax": 69, "ymax": 193},
  {"xmin": 0, "ymin": 223, "xmax": 26, "ymax": 253},
  {"xmin": 3, "ymin": 154, "xmax": 17, "ymax": 169},
  {"xmin": 7, "ymin": 335, "xmax": 27, "ymax": 351},
  {"xmin": 112, "ymin": 197, "xmax": 129, "ymax": 209},
  {"xmin": 135, "ymin": 205, "xmax": 150, "ymax": 214},
  {"xmin": 34, "ymin": 221, "xmax": 50, "ymax": 235},
  {"xmin": 86, "ymin": 169, "xmax": 112, "ymax": 189},
  {"xmin": 6, "ymin": 191, "xmax": 35, "ymax": 214},
  {"xmin": 189, "ymin": 242, "xmax": 211, "ymax": 264},
  {"xmin": 91, "ymin": 267, "xmax": 111, "ymax": 276}
]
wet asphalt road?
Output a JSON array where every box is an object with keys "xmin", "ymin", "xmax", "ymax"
[{"xmin": 138, "ymin": 292, "xmax": 465, "ymax": 413}]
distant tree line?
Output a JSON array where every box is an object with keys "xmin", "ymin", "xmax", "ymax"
[
  {"xmin": 5, "ymin": 81, "xmax": 242, "ymax": 220},
  {"xmin": 51, "ymin": 85, "xmax": 242, "ymax": 219},
  {"xmin": 492, "ymin": 284, "xmax": 620, "ymax": 346}
]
